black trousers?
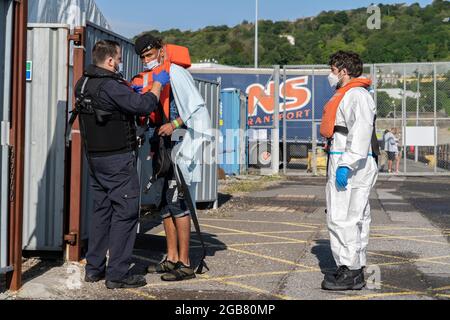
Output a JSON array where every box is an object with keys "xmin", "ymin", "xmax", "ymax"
[{"xmin": 85, "ymin": 151, "xmax": 140, "ymax": 281}]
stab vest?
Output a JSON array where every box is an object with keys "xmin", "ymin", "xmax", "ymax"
[{"xmin": 74, "ymin": 72, "xmax": 137, "ymax": 156}]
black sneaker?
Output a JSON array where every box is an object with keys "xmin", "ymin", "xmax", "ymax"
[
  {"xmin": 161, "ymin": 262, "xmax": 196, "ymax": 282},
  {"xmin": 84, "ymin": 272, "xmax": 105, "ymax": 283},
  {"xmin": 105, "ymin": 275, "xmax": 147, "ymax": 289},
  {"xmin": 147, "ymin": 259, "xmax": 177, "ymax": 274},
  {"xmin": 321, "ymin": 266, "xmax": 365, "ymax": 291}
]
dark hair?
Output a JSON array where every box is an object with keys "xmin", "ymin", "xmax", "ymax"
[
  {"xmin": 328, "ymin": 51, "xmax": 363, "ymax": 78},
  {"xmin": 92, "ymin": 40, "xmax": 121, "ymax": 65},
  {"xmin": 134, "ymin": 34, "xmax": 163, "ymax": 56}
]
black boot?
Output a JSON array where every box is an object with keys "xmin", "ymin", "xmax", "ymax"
[
  {"xmin": 322, "ymin": 266, "xmax": 366, "ymax": 291},
  {"xmin": 106, "ymin": 274, "xmax": 147, "ymax": 289}
]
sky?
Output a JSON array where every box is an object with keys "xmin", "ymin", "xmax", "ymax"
[{"xmin": 94, "ymin": 0, "xmax": 434, "ymax": 38}]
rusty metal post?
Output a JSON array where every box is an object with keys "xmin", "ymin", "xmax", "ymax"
[
  {"xmin": 7, "ymin": 0, "xmax": 28, "ymax": 291},
  {"xmin": 66, "ymin": 27, "xmax": 85, "ymax": 262}
]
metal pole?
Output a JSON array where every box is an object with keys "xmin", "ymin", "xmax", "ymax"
[
  {"xmin": 254, "ymin": 0, "xmax": 259, "ymax": 69},
  {"xmin": 66, "ymin": 27, "xmax": 86, "ymax": 262},
  {"xmin": 403, "ymin": 66, "xmax": 407, "ymax": 173},
  {"xmin": 312, "ymin": 66, "xmax": 317, "ymax": 176},
  {"xmin": 415, "ymin": 71, "xmax": 420, "ymax": 162},
  {"xmin": 434, "ymin": 64, "xmax": 438, "ymax": 174},
  {"xmin": 283, "ymin": 66, "xmax": 287, "ymax": 175},
  {"xmin": 272, "ymin": 65, "xmax": 280, "ymax": 175},
  {"xmin": 7, "ymin": 0, "xmax": 28, "ymax": 292}
]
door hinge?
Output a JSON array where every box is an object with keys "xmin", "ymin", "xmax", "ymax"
[{"xmin": 64, "ymin": 232, "xmax": 78, "ymax": 246}]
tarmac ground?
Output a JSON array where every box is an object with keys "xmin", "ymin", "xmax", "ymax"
[{"xmin": 1, "ymin": 175, "xmax": 450, "ymax": 300}]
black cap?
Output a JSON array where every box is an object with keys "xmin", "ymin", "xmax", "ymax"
[{"xmin": 135, "ymin": 34, "xmax": 161, "ymax": 56}]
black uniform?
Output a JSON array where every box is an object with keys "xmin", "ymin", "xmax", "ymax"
[{"xmin": 74, "ymin": 65, "xmax": 159, "ymax": 282}]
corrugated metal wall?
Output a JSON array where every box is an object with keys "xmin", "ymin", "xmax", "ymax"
[
  {"xmin": 194, "ymin": 79, "xmax": 220, "ymax": 206},
  {"xmin": 22, "ymin": 24, "xmax": 69, "ymax": 251},
  {"xmin": 139, "ymin": 78, "xmax": 220, "ymax": 208},
  {"xmin": 0, "ymin": 0, "xmax": 13, "ymax": 271},
  {"xmin": 81, "ymin": 22, "xmax": 142, "ymax": 241}
]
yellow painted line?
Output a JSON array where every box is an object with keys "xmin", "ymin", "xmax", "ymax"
[
  {"xmin": 200, "ymin": 218, "xmax": 321, "ymax": 228},
  {"xmin": 190, "ymin": 241, "xmax": 301, "ymax": 250},
  {"xmin": 226, "ymin": 246, "xmax": 319, "ymax": 271},
  {"xmin": 201, "ymin": 274, "xmax": 294, "ymax": 300},
  {"xmin": 371, "ymin": 233, "xmax": 450, "ymax": 246},
  {"xmin": 432, "ymin": 285, "xmax": 450, "ymax": 292},
  {"xmin": 371, "ymin": 226, "xmax": 438, "ymax": 232},
  {"xmin": 337, "ymin": 291, "xmax": 424, "ymax": 300},
  {"xmin": 126, "ymin": 288, "xmax": 157, "ymax": 300},
  {"xmin": 211, "ymin": 230, "xmax": 316, "ymax": 236},
  {"xmin": 375, "ymin": 255, "xmax": 450, "ymax": 268},
  {"xmin": 435, "ymin": 294, "xmax": 450, "ymax": 299},
  {"xmin": 367, "ymin": 252, "xmax": 410, "ymax": 261},
  {"xmin": 201, "ymin": 223, "xmax": 309, "ymax": 244}
]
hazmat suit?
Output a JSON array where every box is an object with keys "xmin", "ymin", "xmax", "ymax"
[{"xmin": 326, "ymin": 86, "xmax": 378, "ymax": 271}]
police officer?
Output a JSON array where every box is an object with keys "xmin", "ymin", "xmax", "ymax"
[{"xmin": 72, "ymin": 40, "xmax": 170, "ymax": 289}]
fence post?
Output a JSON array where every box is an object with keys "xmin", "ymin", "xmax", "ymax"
[
  {"xmin": 434, "ymin": 63, "xmax": 438, "ymax": 174},
  {"xmin": 66, "ymin": 27, "xmax": 85, "ymax": 262},
  {"xmin": 403, "ymin": 66, "xmax": 407, "ymax": 174},
  {"xmin": 7, "ymin": 0, "xmax": 28, "ymax": 292},
  {"xmin": 283, "ymin": 66, "xmax": 287, "ymax": 176},
  {"xmin": 312, "ymin": 66, "xmax": 317, "ymax": 176},
  {"xmin": 272, "ymin": 65, "xmax": 280, "ymax": 175}
]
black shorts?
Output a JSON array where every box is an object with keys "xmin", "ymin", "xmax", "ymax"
[
  {"xmin": 387, "ymin": 151, "xmax": 396, "ymax": 161},
  {"xmin": 158, "ymin": 173, "xmax": 190, "ymax": 220}
]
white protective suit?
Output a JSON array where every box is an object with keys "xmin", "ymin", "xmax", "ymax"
[{"xmin": 326, "ymin": 85, "xmax": 378, "ymax": 271}]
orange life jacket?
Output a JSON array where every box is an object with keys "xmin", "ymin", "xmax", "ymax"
[
  {"xmin": 132, "ymin": 44, "xmax": 191, "ymax": 125},
  {"xmin": 320, "ymin": 78, "xmax": 372, "ymax": 139}
]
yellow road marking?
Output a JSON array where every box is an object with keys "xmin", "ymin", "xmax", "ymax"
[
  {"xmin": 211, "ymin": 230, "xmax": 316, "ymax": 236},
  {"xmin": 371, "ymin": 226, "xmax": 439, "ymax": 232},
  {"xmin": 433, "ymin": 285, "xmax": 450, "ymax": 292},
  {"xmin": 190, "ymin": 241, "xmax": 302, "ymax": 250},
  {"xmin": 201, "ymin": 223, "xmax": 309, "ymax": 244},
  {"xmin": 226, "ymin": 246, "xmax": 319, "ymax": 271},
  {"xmin": 200, "ymin": 218, "xmax": 321, "ymax": 228},
  {"xmin": 435, "ymin": 294, "xmax": 450, "ymax": 299},
  {"xmin": 337, "ymin": 291, "xmax": 424, "ymax": 300},
  {"xmin": 371, "ymin": 233, "xmax": 450, "ymax": 246},
  {"xmin": 201, "ymin": 275, "xmax": 294, "ymax": 300},
  {"xmin": 126, "ymin": 288, "xmax": 157, "ymax": 300},
  {"xmin": 367, "ymin": 252, "xmax": 410, "ymax": 261}
]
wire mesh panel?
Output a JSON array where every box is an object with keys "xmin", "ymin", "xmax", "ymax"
[
  {"xmin": 375, "ymin": 62, "xmax": 450, "ymax": 175},
  {"xmin": 281, "ymin": 65, "xmax": 333, "ymax": 176}
]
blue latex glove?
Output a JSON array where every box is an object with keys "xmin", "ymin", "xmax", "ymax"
[
  {"xmin": 336, "ymin": 167, "xmax": 351, "ymax": 189},
  {"xmin": 130, "ymin": 85, "xmax": 143, "ymax": 94},
  {"xmin": 153, "ymin": 70, "xmax": 170, "ymax": 87}
]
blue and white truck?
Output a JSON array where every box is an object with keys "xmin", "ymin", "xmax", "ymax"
[{"xmin": 190, "ymin": 67, "xmax": 334, "ymax": 168}]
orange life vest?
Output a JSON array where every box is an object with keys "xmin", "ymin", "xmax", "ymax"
[
  {"xmin": 320, "ymin": 78, "xmax": 372, "ymax": 139},
  {"xmin": 132, "ymin": 44, "xmax": 191, "ymax": 125}
]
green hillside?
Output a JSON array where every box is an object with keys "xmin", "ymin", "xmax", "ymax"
[{"xmin": 135, "ymin": 0, "xmax": 450, "ymax": 66}]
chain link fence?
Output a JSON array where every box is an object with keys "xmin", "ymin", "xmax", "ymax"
[{"xmin": 374, "ymin": 62, "xmax": 450, "ymax": 175}]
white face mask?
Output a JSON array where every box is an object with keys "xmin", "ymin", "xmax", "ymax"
[
  {"xmin": 143, "ymin": 50, "xmax": 161, "ymax": 71},
  {"xmin": 114, "ymin": 62, "xmax": 123, "ymax": 74},
  {"xmin": 328, "ymin": 72, "xmax": 340, "ymax": 88}
]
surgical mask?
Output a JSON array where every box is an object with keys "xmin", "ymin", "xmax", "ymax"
[
  {"xmin": 143, "ymin": 50, "xmax": 161, "ymax": 71},
  {"xmin": 328, "ymin": 72, "xmax": 340, "ymax": 88},
  {"xmin": 115, "ymin": 62, "xmax": 124, "ymax": 74}
]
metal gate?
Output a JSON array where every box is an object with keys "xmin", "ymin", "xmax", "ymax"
[
  {"xmin": 373, "ymin": 62, "xmax": 450, "ymax": 176},
  {"xmin": 278, "ymin": 62, "xmax": 450, "ymax": 177},
  {"xmin": 0, "ymin": 0, "xmax": 13, "ymax": 274}
]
